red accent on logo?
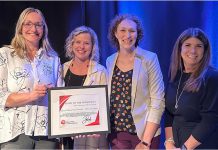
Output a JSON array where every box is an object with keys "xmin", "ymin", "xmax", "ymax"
[
  {"xmin": 59, "ymin": 95, "xmax": 71, "ymax": 110},
  {"xmin": 86, "ymin": 111, "xmax": 100, "ymax": 126},
  {"xmin": 61, "ymin": 120, "xmax": 65, "ymax": 124}
]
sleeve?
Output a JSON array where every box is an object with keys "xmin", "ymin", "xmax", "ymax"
[
  {"xmin": 146, "ymin": 53, "xmax": 165, "ymax": 124},
  {"xmin": 99, "ymin": 67, "xmax": 108, "ymax": 85},
  {"xmin": 0, "ymin": 48, "xmax": 11, "ymax": 110},
  {"xmin": 55, "ymin": 57, "xmax": 64, "ymax": 87},
  {"xmin": 191, "ymin": 71, "xmax": 218, "ymax": 143},
  {"xmin": 106, "ymin": 57, "xmax": 110, "ymax": 71},
  {"xmin": 105, "ymin": 57, "xmax": 110, "ymax": 85},
  {"xmin": 164, "ymin": 108, "xmax": 174, "ymax": 127}
]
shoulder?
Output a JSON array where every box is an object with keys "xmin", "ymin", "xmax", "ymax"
[
  {"xmin": 205, "ymin": 67, "xmax": 218, "ymax": 82},
  {"xmin": 63, "ymin": 60, "xmax": 71, "ymax": 68},
  {"xmin": 106, "ymin": 52, "xmax": 118, "ymax": 62},
  {"xmin": 0, "ymin": 46, "xmax": 16, "ymax": 60},
  {"xmin": 96, "ymin": 63, "xmax": 106, "ymax": 72},
  {"xmin": 135, "ymin": 47, "xmax": 157, "ymax": 60},
  {"xmin": 0, "ymin": 46, "xmax": 15, "ymax": 54},
  {"xmin": 202, "ymin": 67, "xmax": 218, "ymax": 90},
  {"xmin": 135, "ymin": 47, "xmax": 159, "ymax": 66},
  {"xmin": 47, "ymin": 49, "xmax": 58, "ymax": 57},
  {"xmin": 91, "ymin": 61, "xmax": 106, "ymax": 72}
]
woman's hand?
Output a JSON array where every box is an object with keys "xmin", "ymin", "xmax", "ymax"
[
  {"xmin": 29, "ymin": 84, "xmax": 48, "ymax": 101},
  {"xmin": 6, "ymin": 83, "xmax": 54, "ymax": 107},
  {"xmin": 73, "ymin": 134, "xmax": 101, "ymax": 139},
  {"xmin": 87, "ymin": 134, "xmax": 100, "ymax": 138},
  {"xmin": 165, "ymin": 142, "xmax": 179, "ymax": 150},
  {"xmin": 135, "ymin": 142, "xmax": 150, "ymax": 150}
]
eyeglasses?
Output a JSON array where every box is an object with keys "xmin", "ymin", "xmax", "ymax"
[{"xmin": 23, "ymin": 22, "xmax": 44, "ymax": 30}]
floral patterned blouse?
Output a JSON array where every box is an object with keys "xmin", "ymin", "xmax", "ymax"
[
  {"xmin": 0, "ymin": 46, "xmax": 63, "ymax": 143},
  {"xmin": 110, "ymin": 65, "xmax": 136, "ymax": 134}
]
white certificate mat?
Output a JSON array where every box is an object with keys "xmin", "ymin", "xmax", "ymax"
[{"xmin": 48, "ymin": 85, "xmax": 110, "ymax": 138}]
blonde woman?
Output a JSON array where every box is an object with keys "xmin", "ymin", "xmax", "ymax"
[
  {"xmin": 0, "ymin": 8, "xmax": 63, "ymax": 149},
  {"xmin": 63, "ymin": 26, "xmax": 108, "ymax": 149}
]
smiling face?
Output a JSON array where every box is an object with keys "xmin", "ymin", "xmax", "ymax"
[
  {"xmin": 21, "ymin": 12, "xmax": 44, "ymax": 48},
  {"xmin": 72, "ymin": 32, "xmax": 92, "ymax": 62},
  {"xmin": 181, "ymin": 37, "xmax": 204, "ymax": 72},
  {"xmin": 115, "ymin": 19, "xmax": 137, "ymax": 51}
]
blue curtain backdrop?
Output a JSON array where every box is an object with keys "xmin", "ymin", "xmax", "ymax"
[{"xmin": 0, "ymin": 1, "xmax": 218, "ymax": 148}]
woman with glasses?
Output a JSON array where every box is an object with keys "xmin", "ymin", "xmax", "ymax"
[{"xmin": 0, "ymin": 7, "xmax": 63, "ymax": 149}]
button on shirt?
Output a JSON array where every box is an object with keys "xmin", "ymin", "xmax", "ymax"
[{"xmin": 0, "ymin": 47, "xmax": 63, "ymax": 143}]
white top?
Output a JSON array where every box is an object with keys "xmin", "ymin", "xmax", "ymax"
[
  {"xmin": 0, "ymin": 46, "xmax": 63, "ymax": 143},
  {"xmin": 63, "ymin": 60, "xmax": 107, "ymax": 86},
  {"xmin": 106, "ymin": 47, "xmax": 165, "ymax": 139}
]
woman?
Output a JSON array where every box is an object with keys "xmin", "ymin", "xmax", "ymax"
[
  {"xmin": 164, "ymin": 28, "xmax": 218, "ymax": 149},
  {"xmin": 63, "ymin": 26, "xmax": 108, "ymax": 149},
  {"xmin": 0, "ymin": 8, "xmax": 63, "ymax": 149},
  {"xmin": 106, "ymin": 14, "xmax": 165, "ymax": 149}
]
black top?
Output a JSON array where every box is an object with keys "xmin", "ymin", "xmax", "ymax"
[
  {"xmin": 110, "ymin": 65, "xmax": 136, "ymax": 134},
  {"xmin": 165, "ymin": 67, "xmax": 218, "ymax": 149},
  {"xmin": 63, "ymin": 69, "xmax": 87, "ymax": 149},
  {"xmin": 64, "ymin": 69, "xmax": 87, "ymax": 86}
]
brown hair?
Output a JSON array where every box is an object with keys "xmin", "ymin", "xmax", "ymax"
[
  {"xmin": 108, "ymin": 14, "xmax": 143, "ymax": 50},
  {"xmin": 169, "ymin": 27, "xmax": 211, "ymax": 92}
]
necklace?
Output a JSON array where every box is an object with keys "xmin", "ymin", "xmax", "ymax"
[
  {"xmin": 66, "ymin": 70, "xmax": 86, "ymax": 86},
  {"xmin": 175, "ymin": 72, "xmax": 186, "ymax": 109}
]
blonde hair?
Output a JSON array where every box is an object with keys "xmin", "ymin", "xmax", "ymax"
[
  {"xmin": 169, "ymin": 28, "xmax": 211, "ymax": 92},
  {"xmin": 11, "ymin": 7, "xmax": 53, "ymax": 58},
  {"xmin": 65, "ymin": 26, "xmax": 100, "ymax": 62}
]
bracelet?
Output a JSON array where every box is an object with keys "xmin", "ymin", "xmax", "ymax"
[
  {"xmin": 141, "ymin": 141, "xmax": 150, "ymax": 147},
  {"xmin": 164, "ymin": 137, "xmax": 175, "ymax": 147}
]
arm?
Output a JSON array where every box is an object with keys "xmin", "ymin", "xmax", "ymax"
[
  {"xmin": 135, "ymin": 122, "xmax": 159, "ymax": 149},
  {"xmin": 6, "ymin": 84, "xmax": 48, "ymax": 108},
  {"xmin": 136, "ymin": 54, "xmax": 165, "ymax": 149},
  {"xmin": 99, "ymin": 67, "xmax": 108, "ymax": 85},
  {"xmin": 146, "ymin": 54, "xmax": 165, "ymax": 125},
  {"xmin": 0, "ymin": 48, "xmax": 50, "ymax": 108},
  {"xmin": 164, "ymin": 109, "xmax": 177, "ymax": 149},
  {"xmin": 142, "ymin": 122, "xmax": 159, "ymax": 143},
  {"xmin": 1, "ymin": 49, "xmax": 45, "ymax": 109},
  {"xmin": 0, "ymin": 49, "xmax": 10, "ymax": 109},
  {"xmin": 56, "ymin": 58, "xmax": 64, "ymax": 87},
  {"xmin": 184, "ymin": 135, "xmax": 201, "ymax": 150},
  {"xmin": 183, "ymin": 70, "xmax": 218, "ymax": 149},
  {"xmin": 165, "ymin": 127, "xmax": 177, "ymax": 149}
]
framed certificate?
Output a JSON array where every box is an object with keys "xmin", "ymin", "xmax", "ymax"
[{"xmin": 48, "ymin": 85, "xmax": 110, "ymax": 138}]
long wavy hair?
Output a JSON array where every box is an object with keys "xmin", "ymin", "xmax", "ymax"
[
  {"xmin": 108, "ymin": 14, "xmax": 144, "ymax": 50},
  {"xmin": 169, "ymin": 28, "xmax": 211, "ymax": 92},
  {"xmin": 65, "ymin": 26, "xmax": 99, "ymax": 62},
  {"xmin": 11, "ymin": 7, "xmax": 53, "ymax": 58}
]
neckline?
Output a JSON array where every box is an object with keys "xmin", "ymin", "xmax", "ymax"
[
  {"xmin": 67, "ymin": 69, "xmax": 87, "ymax": 77},
  {"xmin": 115, "ymin": 65, "xmax": 133, "ymax": 73}
]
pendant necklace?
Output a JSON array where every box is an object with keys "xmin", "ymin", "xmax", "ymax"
[
  {"xmin": 66, "ymin": 62, "xmax": 87, "ymax": 86},
  {"xmin": 66, "ymin": 72, "xmax": 86, "ymax": 86},
  {"xmin": 71, "ymin": 62, "xmax": 88, "ymax": 86},
  {"xmin": 175, "ymin": 72, "xmax": 186, "ymax": 109}
]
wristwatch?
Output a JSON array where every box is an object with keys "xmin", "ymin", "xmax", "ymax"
[{"xmin": 141, "ymin": 141, "xmax": 150, "ymax": 147}]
